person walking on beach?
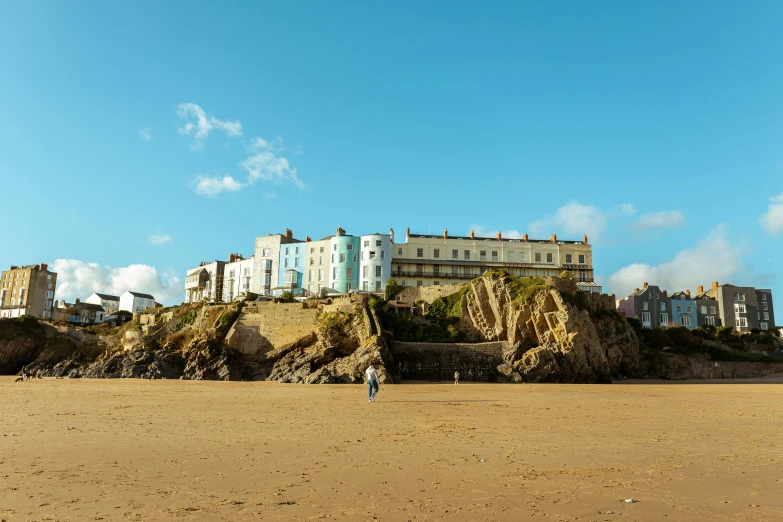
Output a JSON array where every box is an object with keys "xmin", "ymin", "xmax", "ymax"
[
  {"xmin": 366, "ymin": 364, "xmax": 380, "ymax": 403},
  {"xmin": 454, "ymin": 370, "xmax": 460, "ymax": 385}
]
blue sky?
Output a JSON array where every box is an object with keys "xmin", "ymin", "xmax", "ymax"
[{"xmin": 1, "ymin": 1, "xmax": 782, "ymax": 305}]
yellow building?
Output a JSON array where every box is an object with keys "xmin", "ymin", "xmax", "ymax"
[
  {"xmin": 391, "ymin": 228, "xmax": 593, "ymax": 287},
  {"xmin": 0, "ymin": 263, "xmax": 58, "ymax": 319}
]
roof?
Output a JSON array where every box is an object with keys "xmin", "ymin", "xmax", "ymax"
[
  {"xmin": 407, "ymin": 233, "xmax": 586, "ymax": 245},
  {"xmin": 125, "ymin": 291, "xmax": 155, "ymax": 299},
  {"xmin": 93, "ymin": 293, "xmax": 119, "ymax": 301},
  {"xmin": 669, "ymin": 291, "xmax": 693, "ymax": 299},
  {"xmin": 78, "ymin": 303, "xmax": 106, "ymax": 312}
]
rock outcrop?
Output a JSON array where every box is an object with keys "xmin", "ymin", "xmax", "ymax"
[{"xmin": 456, "ymin": 275, "xmax": 639, "ymax": 383}]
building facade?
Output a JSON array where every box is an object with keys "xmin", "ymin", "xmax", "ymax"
[
  {"xmin": 329, "ymin": 228, "xmax": 360, "ymax": 294},
  {"xmin": 616, "ymin": 283, "xmax": 671, "ymax": 329},
  {"xmin": 252, "ymin": 230, "xmax": 297, "ymax": 296},
  {"xmin": 222, "ymin": 254, "xmax": 254, "ymax": 302},
  {"xmin": 669, "ymin": 291, "xmax": 697, "ymax": 329},
  {"xmin": 359, "ymin": 233, "xmax": 392, "ymax": 293},
  {"xmin": 276, "ymin": 241, "xmax": 307, "ymax": 296},
  {"xmin": 304, "ymin": 236, "xmax": 332, "ymax": 296},
  {"xmin": 119, "ymin": 291, "xmax": 156, "ymax": 313},
  {"xmin": 85, "ymin": 293, "xmax": 120, "ymax": 315},
  {"xmin": 184, "ymin": 260, "xmax": 226, "ymax": 303},
  {"xmin": 55, "ymin": 300, "xmax": 105, "ymax": 324},
  {"xmin": 707, "ymin": 282, "xmax": 776, "ymax": 332},
  {"xmin": 0, "ymin": 263, "xmax": 57, "ymax": 319},
  {"xmin": 390, "ymin": 228, "xmax": 593, "ymax": 288}
]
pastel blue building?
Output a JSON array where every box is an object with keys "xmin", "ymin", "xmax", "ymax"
[
  {"xmin": 670, "ymin": 290, "xmax": 697, "ymax": 329},
  {"xmin": 328, "ymin": 228, "xmax": 360, "ymax": 294}
]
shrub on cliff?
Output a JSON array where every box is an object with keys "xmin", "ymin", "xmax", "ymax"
[{"xmin": 384, "ymin": 279, "xmax": 404, "ymax": 300}]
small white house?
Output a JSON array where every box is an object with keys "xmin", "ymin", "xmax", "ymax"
[
  {"xmin": 85, "ymin": 293, "xmax": 120, "ymax": 315},
  {"xmin": 119, "ymin": 291, "xmax": 156, "ymax": 313},
  {"xmin": 222, "ymin": 255, "xmax": 255, "ymax": 302}
]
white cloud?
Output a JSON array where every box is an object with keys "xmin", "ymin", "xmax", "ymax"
[
  {"xmin": 138, "ymin": 128, "xmax": 153, "ymax": 141},
  {"xmin": 634, "ymin": 210, "xmax": 686, "ymax": 230},
  {"xmin": 529, "ymin": 202, "xmax": 607, "ymax": 242},
  {"xmin": 189, "ymin": 174, "xmax": 244, "ymax": 196},
  {"xmin": 468, "ymin": 225, "xmax": 524, "ymax": 239},
  {"xmin": 261, "ymin": 191, "xmax": 278, "ymax": 200},
  {"xmin": 51, "ymin": 259, "xmax": 182, "ymax": 305},
  {"xmin": 617, "ymin": 203, "xmax": 637, "ymax": 215},
  {"xmin": 177, "ymin": 102, "xmax": 242, "ymax": 148},
  {"xmin": 148, "ymin": 233, "xmax": 173, "ymax": 245},
  {"xmin": 241, "ymin": 137, "xmax": 304, "ymax": 189},
  {"xmin": 759, "ymin": 192, "xmax": 783, "ymax": 235},
  {"xmin": 606, "ymin": 225, "xmax": 745, "ymax": 297}
]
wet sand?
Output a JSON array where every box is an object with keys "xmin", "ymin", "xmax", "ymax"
[{"xmin": 2, "ymin": 376, "xmax": 783, "ymax": 521}]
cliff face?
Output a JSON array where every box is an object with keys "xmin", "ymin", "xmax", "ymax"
[{"xmin": 456, "ymin": 275, "xmax": 639, "ymax": 383}]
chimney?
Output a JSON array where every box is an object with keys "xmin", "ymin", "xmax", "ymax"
[
  {"xmin": 712, "ymin": 281, "xmax": 719, "ymax": 290},
  {"xmin": 634, "ymin": 288, "xmax": 639, "ymax": 293},
  {"xmin": 496, "ymin": 232, "xmax": 502, "ymax": 240},
  {"xmin": 443, "ymin": 228, "xmax": 448, "ymax": 239},
  {"xmin": 306, "ymin": 236, "xmax": 311, "ymax": 242},
  {"xmin": 285, "ymin": 229, "xmax": 293, "ymax": 240},
  {"xmin": 697, "ymin": 285, "xmax": 704, "ymax": 294},
  {"xmin": 40, "ymin": 263, "xmax": 48, "ymax": 272},
  {"xmin": 75, "ymin": 298, "xmax": 80, "ymax": 304},
  {"xmin": 643, "ymin": 282, "xmax": 649, "ymax": 289},
  {"xmin": 522, "ymin": 233, "xmax": 528, "ymax": 241},
  {"xmin": 470, "ymin": 230, "xmax": 475, "ymax": 239},
  {"xmin": 582, "ymin": 234, "xmax": 588, "ymax": 244},
  {"xmin": 686, "ymin": 289, "xmax": 691, "ymax": 296},
  {"xmin": 663, "ymin": 290, "xmax": 667, "ymax": 296},
  {"xmin": 551, "ymin": 233, "xmax": 557, "ymax": 242},
  {"xmin": 406, "ymin": 227, "xmax": 410, "ymax": 240}
]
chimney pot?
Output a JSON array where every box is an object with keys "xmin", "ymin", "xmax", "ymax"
[
  {"xmin": 406, "ymin": 227, "xmax": 410, "ymax": 239},
  {"xmin": 40, "ymin": 263, "xmax": 48, "ymax": 272},
  {"xmin": 470, "ymin": 230, "xmax": 475, "ymax": 239},
  {"xmin": 643, "ymin": 282, "xmax": 649, "ymax": 289},
  {"xmin": 522, "ymin": 233, "xmax": 528, "ymax": 241},
  {"xmin": 686, "ymin": 289, "xmax": 691, "ymax": 296},
  {"xmin": 306, "ymin": 236, "xmax": 311, "ymax": 242},
  {"xmin": 697, "ymin": 285, "xmax": 704, "ymax": 294},
  {"xmin": 582, "ymin": 234, "xmax": 588, "ymax": 244},
  {"xmin": 551, "ymin": 233, "xmax": 557, "ymax": 242},
  {"xmin": 712, "ymin": 281, "xmax": 719, "ymax": 290},
  {"xmin": 663, "ymin": 290, "xmax": 667, "ymax": 296},
  {"xmin": 443, "ymin": 228, "xmax": 448, "ymax": 239},
  {"xmin": 496, "ymin": 232, "xmax": 502, "ymax": 240},
  {"xmin": 285, "ymin": 228, "xmax": 293, "ymax": 239},
  {"xmin": 634, "ymin": 288, "xmax": 639, "ymax": 293}
]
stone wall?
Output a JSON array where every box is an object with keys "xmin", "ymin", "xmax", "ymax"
[
  {"xmin": 397, "ymin": 284, "xmax": 465, "ymax": 304},
  {"xmin": 225, "ymin": 301, "xmax": 319, "ymax": 355},
  {"xmin": 390, "ymin": 341, "xmax": 506, "ymax": 382}
]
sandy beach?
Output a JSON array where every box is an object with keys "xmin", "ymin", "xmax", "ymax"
[{"xmin": 2, "ymin": 377, "xmax": 783, "ymax": 521}]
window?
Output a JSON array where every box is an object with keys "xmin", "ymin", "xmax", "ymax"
[
  {"xmin": 578, "ymin": 254, "xmax": 585, "ymax": 264},
  {"xmin": 416, "ymin": 264, "xmax": 423, "ymax": 275},
  {"xmin": 660, "ymin": 303, "xmax": 665, "ymax": 312},
  {"xmin": 762, "ymin": 294, "xmax": 767, "ymax": 301},
  {"xmin": 480, "ymin": 250, "xmax": 487, "ymax": 261},
  {"xmin": 363, "ymin": 281, "xmax": 368, "ymax": 291},
  {"xmin": 417, "ymin": 248, "xmax": 424, "ymax": 258},
  {"xmin": 375, "ymin": 281, "xmax": 381, "ymax": 292},
  {"xmin": 641, "ymin": 312, "xmax": 651, "ymax": 327},
  {"xmin": 762, "ymin": 302, "xmax": 768, "ymax": 310},
  {"xmin": 546, "ymin": 253, "xmax": 553, "ymax": 263},
  {"xmin": 734, "ymin": 293, "xmax": 745, "ymax": 301},
  {"xmin": 686, "ymin": 305, "xmax": 692, "ymax": 313},
  {"xmin": 44, "ymin": 300, "xmax": 51, "ymax": 310},
  {"xmin": 760, "ymin": 322, "xmax": 769, "ymax": 330},
  {"xmin": 263, "ymin": 248, "xmax": 271, "ymax": 257},
  {"xmin": 642, "ymin": 302, "xmax": 649, "ymax": 311},
  {"xmin": 660, "ymin": 313, "xmax": 668, "ymax": 325},
  {"xmin": 376, "ymin": 240, "xmax": 382, "ymax": 247},
  {"xmin": 47, "ymin": 274, "xmax": 52, "ymax": 280},
  {"xmin": 710, "ymin": 306, "xmax": 716, "ymax": 314},
  {"xmin": 340, "ymin": 253, "xmax": 346, "ymax": 263},
  {"xmin": 507, "ymin": 252, "xmax": 514, "ymax": 262},
  {"xmin": 701, "ymin": 306, "xmax": 707, "ymax": 315},
  {"xmin": 535, "ymin": 253, "xmax": 541, "ymax": 263},
  {"xmin": 375, "ymin": 266, "xmax": 382, "ymax": 277},
  {"xmin": 284, "ymin": 271, "xmax": 294, "ymax": 283},
  {"xmin": 48, "ymin": 283, "xmax": 52, "ymax": 290},
  {"xmin": 318, "ymin": 269, "xmax": 324, "ymax": 281},
  {"xmin": 676, "ymin": 305, "xmax": 682, "ymax": 313},
  {"xmin": 381, "ymin": 251, "xmax": 385, "ymax": 259},
  {"xmin": 363, "ymin": 266, "xmax": 368, "ymax": 278},
  {"xmin": 285, "ymin": 247, "xmax": 290, "ymax": 255},
  {"xmin": 452, "ymin": 267, "xmax": 458, "ymax": 276},
  {"xmin": 655, "ymin": 293, "xmax": 659, "ymax": 299},
  {"xmin": 452, "ymin": 249, "xmax": 458, "ymax": 259},
  {"xmin": 463, "ymin": 267, "xmax": 471, "ymax": 276},
  {"xmin": 565, "ymin": 254, "xmax": 572, "ymax": 264},
  {"xmin": 353, "ymin": 254, "xmax": 357, "ymax": 263},
  {"xmin": 433, "ymin": 266, "xmax": 440, "ymax": 276},
  {"xmin": 520, "ymin": 253, "xmax": 526, "ymax": 262},
  {"xmin": 416, "ymin": 281, "xmax": 423, "ymax": 287},
  {"xmin": 332, "ymin": 267, "xmax": 338, "ymax": 279},
  {"xmin": 309, "ymin": 270, "xmax": 314, "ymax": 282},
  {"xmin": 347, "ymin": 244, "xmax": 353, "ymax": 250},
  {"xmin": 434, "ymin": 281, "xmax": 439, "ymax": 286},
  {"xmin": 310, "ymin": 248, "xmax": 315, "ymax": 254},
  {"xmin": 734, "ymin": 303, "xmax": 746, "ymax": 313},
  {"xmin": 294, "ymin": 258, "xmax": 300, "ymax": 267},
  {"xmin": 736, "ymin": 316, "xmax": 748, "ymax": 328},
  {"xmin": 295, "ymin": 247, "xmax": 300, "ymax": 254},
  {"xmin": 464, "ymin": 250, "xmax": 470, "ymax": 260},
  {"xmin": 434, "ymin": 249, "xmax": 440, "ymax": 259},
  {"xmin": 491, "ymin": 251, "xmax": 498, "ymax": 261},
  {"xmin": 398, "ymin": 248, "xmax": 403, "ymax": 255},
  {"xmin": 680, "ymin": 315, "xmax": 691, "ymax": 327},
  {"xmin": 705, "ymin": 316, "xmax": 715, "ymax": 326},
  {"xmin": 764, "ymin": 312, "xmax": 769, "ymax": 321},
  {"xmin": 334, "ymin": 244, "xmax": 338, "ymax": 251},
  {"xmin": 284, "ymin": 258, "xmax": 289, "ymax": 268},
  {"xmin": 369, "ymin": 251, "xmax": 376, "ymax": 259},
  {"xmin": 310, "ymin": 258, "xmax": 314, "ymax": 265},
  {"xmin": 319, "ymin": 256, "xmax": 323, "ymax": 265},
  {"xmin": 364, "ymin": 240, "xmax": 369, "ymax": 247}
]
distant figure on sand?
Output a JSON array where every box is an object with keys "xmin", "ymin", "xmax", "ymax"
[
  {"xmin": 366, "ymin": 365, "xmax": 380, "ymax": 403},
  {"xmin": 454, "ymin": 370, "xmax": 460, "ymax": 385},
  {"xmin": 200, "ymin": 369, "xmax": 205, "ymax": 380}
]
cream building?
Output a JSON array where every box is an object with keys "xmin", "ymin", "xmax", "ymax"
[
  {"xmin": 184, "ymin": 260, "xmax": 225, "ymax": 303},
  {"xmin": 391, "ymin": 228, "xmax": 593, "ymax": 287},
  {"xmin": 0, "ymin": 263, "xmax": 57, "ymax": 319},
  {"xmin": 252, "ymin": 229, "xmax": 298, "ymax": 296},
  {"xmin": 304, "ymin": 236, "xmax": 332, "ymax": 296},
  {"xmin": 222, "ymin": 254, "xmax": 254, "ymax": 302}
]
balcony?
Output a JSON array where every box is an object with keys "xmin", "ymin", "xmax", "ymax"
[
  {"xmin": 393, "ymin": 270, "xmax": 477, "ymax": 280},
  {"xmin": 561, "ymin": 264, "xmax": 592, "ymax": 270}
]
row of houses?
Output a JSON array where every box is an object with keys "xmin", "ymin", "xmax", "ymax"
[
  {"xmin": 616, "ymin": 281, "xmax": 776, "ymax": 332},
  {"xmin": 184, "ymin": 226, "xmax": 597, "ymax": 303}
]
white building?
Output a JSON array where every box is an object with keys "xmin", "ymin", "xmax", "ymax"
[
  {"xmin": 85, "ymin": 293, "xmax": 120, "ymax": 315},
  {"xmin": 184, "ymin": 260, "xmax": 226, "ymax": 303},
  {"xmin": 119, "ymin": 291, "xmax": 156, "ymax": 313},
  {"xmin": 359, "ymin": 233, "xmax": 392, "ymax": 292},
  {"xmin": 222, "ymin": 255, "xmax": 254, "ymax": 302}
]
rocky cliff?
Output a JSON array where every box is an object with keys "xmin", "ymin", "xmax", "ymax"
[{"xmin": 454, "ymin": 274, "xmax": 639, "ymax": 383}]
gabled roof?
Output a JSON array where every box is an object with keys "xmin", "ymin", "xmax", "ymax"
[
  {"xmin": 125, "ymin": 291, "xmax": 155, "ymax": 299},
  {"xmin": 93, "ymin": 293, "xmax": 119, "ymax": 301}
]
